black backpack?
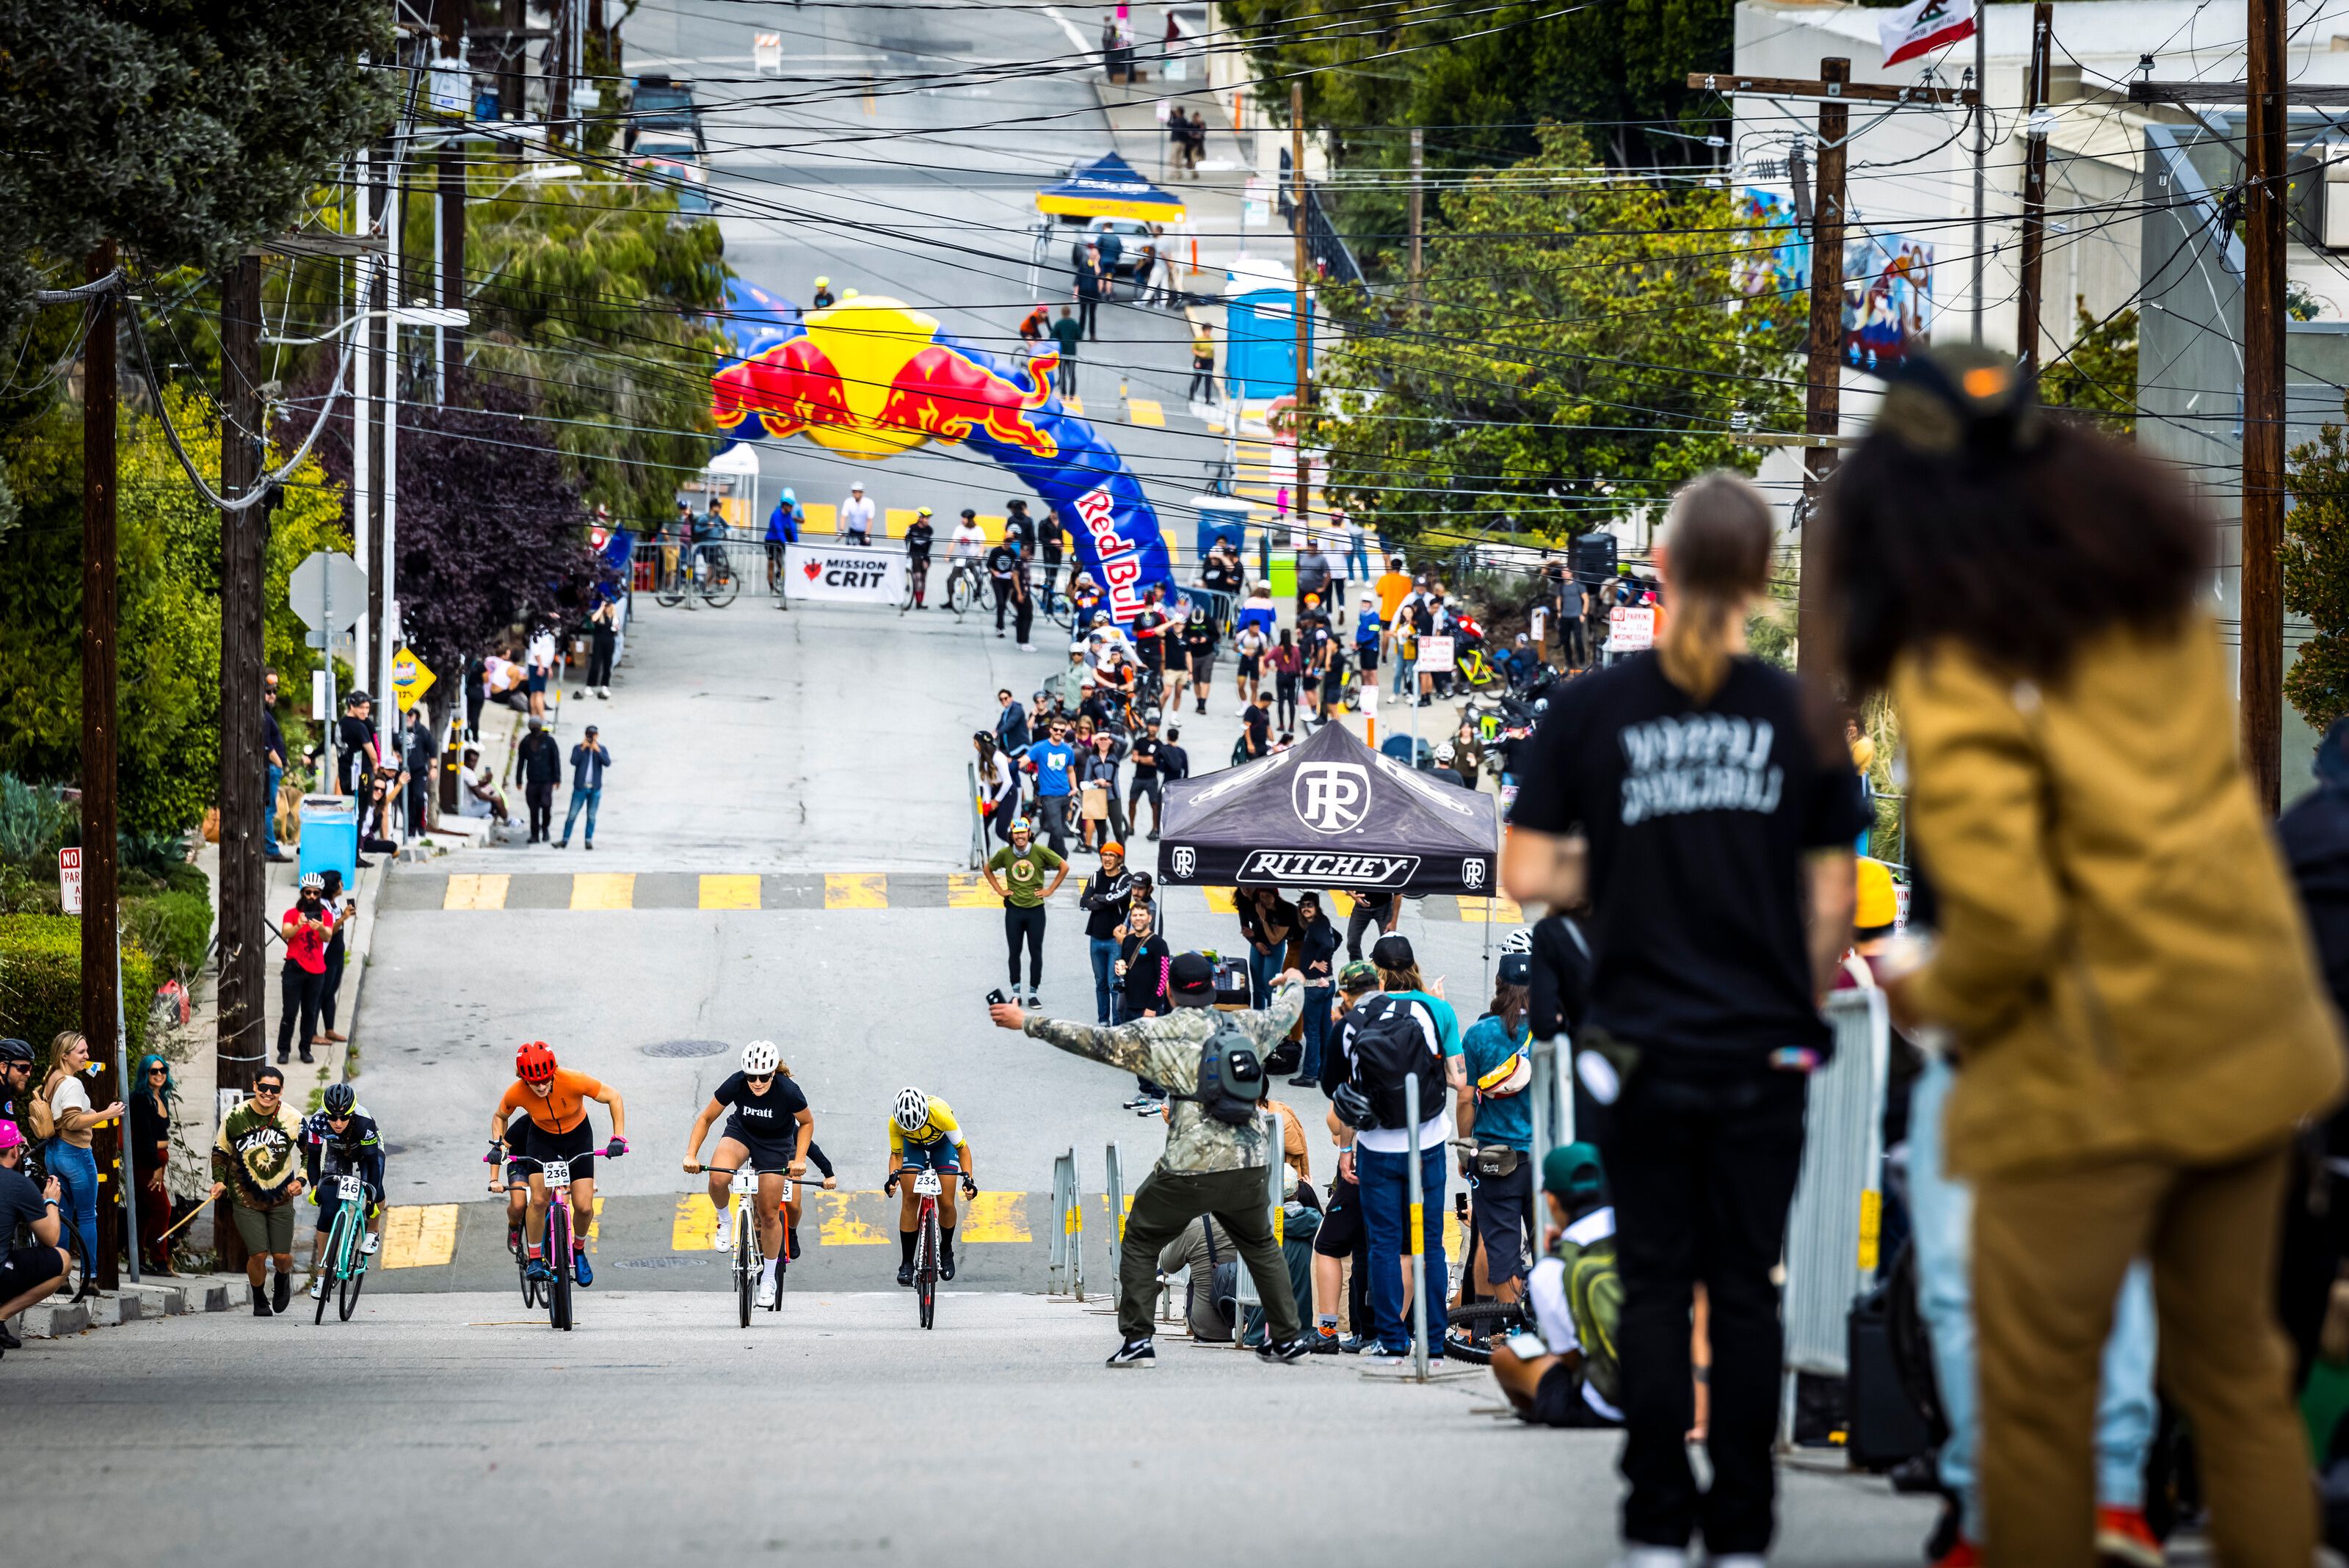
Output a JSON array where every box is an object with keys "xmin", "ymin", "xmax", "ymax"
[
  {"xmin": 1177, "ymin": 1015, "xmax": 1269, "ymax": 1126},
  {"xmin": 1345, "ymin": 994, "xmax": 1445, "ymax": 1130}
]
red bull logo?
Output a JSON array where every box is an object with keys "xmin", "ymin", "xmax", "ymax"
[{"xmin": 711, "ymin": 297, "xmax": 1057, "ymax": 462}]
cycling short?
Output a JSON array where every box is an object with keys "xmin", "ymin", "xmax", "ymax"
[
  {"xmin": 512, "ymin": 1117, "xmax": 597, "ymax": 1183},
  {"xmin": 1237, "ymin": 655, "xmax": 1260, "ymax": 680},
  {"xmin": 1313, "ymin": 1173, "xmax": 1367, "ymax": 1258},
  {"xmin": 896, "ymin": 1139, "xmax": 962, "ymax": 1175},
  {"xmin": 719, "ymin": 1117, "xmax": 801, "ymax": 1175}
]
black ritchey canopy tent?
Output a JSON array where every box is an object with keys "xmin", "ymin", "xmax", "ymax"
[{"xmin": 1155, "ymin": 720, "xmax": 1503, "ymax": 896}]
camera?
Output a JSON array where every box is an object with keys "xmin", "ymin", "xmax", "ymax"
[{"xmin": 985, "ymin": 988, "xmax": 1009, "ymax": 1006}]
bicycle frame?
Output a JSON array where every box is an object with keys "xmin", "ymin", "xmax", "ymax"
[
  {"xmin": 906, "ymin": 1169, "xmax": 943, "ymax": 1331},
  {"xmin": 718, "ymin": 1164, "xmax": 793, "ymax": 1324},
  {"xmin": 316, "ymin": 1174, "xmax": 371, "ymax": 1324}
]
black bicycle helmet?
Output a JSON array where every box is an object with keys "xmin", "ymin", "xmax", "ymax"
[
  {"xmin": 322, "ymin": 1083, "xmax": 356, "ymax": 1117},
  {"xmin": 0, "ymin": 1037, "xmax": 32, "ymax": 1064}
]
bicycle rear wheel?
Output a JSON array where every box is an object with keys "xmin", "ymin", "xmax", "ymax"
[
  {"xmin": 948, "ymin": 571, "xmax": 976, "ymax": 617},
  {"xmin": 316, "ymin": 1205, "xmax": 351, "ymax": 1324},
  {"xmin": 702, "ymin": 559, "xmax": 739, "ymax": 609},
  {"xmin": 917, "ymin": 1204, "xmax": 939, "ymax": 1331},
  {"xmin": 1441, "ymin": 1299, "xmax": 1526, "ymax": 1365},
  {"xmin": 545, "ymin": 1203, "xmax": 574, "ymax": 1331},
  {"xmin": 338, "ymin": 1235, "xmax": 368, "ymax": 1321},
  {"xmin": 736, "ymin": 1202, "xmax": 755, "ymax": 1329},
  {"xmin": 654, "ymin": 559, "xmax": 686, "ymax": 609}
]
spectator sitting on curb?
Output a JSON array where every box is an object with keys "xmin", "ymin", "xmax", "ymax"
[
  {"xmin": 1489, "ymin": 1143, "xmax": 1624, "ymax": 1429},
  {"xmin": 990, "ymin": 953, "xmax": 1315, "ymax": 1368},
  {"xmin": 0, "ymin": 1121, "xmax": 67, "ymax": 1354},
  {"xmin": 460, "ymin": 746, "xmax": 514, "ymax": 832},
  {"xmin": 208, "ymin": 1067, "xmax": 308, "ymax": 1317}
]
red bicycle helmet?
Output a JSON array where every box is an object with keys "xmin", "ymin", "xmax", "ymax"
[{"xmin": 515, "ymin": 1041, "xmax": 558, "ymax": 1082}]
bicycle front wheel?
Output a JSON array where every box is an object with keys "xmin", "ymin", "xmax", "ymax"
[
  {"xmin": 702, "ymin": 561, "xmax": 739, "ymax": 609},
  {"xmin": 918, "ymin": 1204, "xmax": 939, "ymax": 1331},
  {"xmin": 316, "ymin": 1205, "xmax": 352, "ymax": 1324},
  {"xmin": 654, "ymin": 561, "xmax": 686, "ymax": 609},
  {"xmin": 948, "ymin": 571, "xmax": 976, "ymax": 617},
  {"xmin": 736, "ymin": 1203, "xmax": 755, "ymax": 1329},
  {"xmin": 545, "ymin": 1204, "xmax": 574, "ymax": 1332},
  {"xmin": 338, "ymin": 1239, "xmax": 368, "ymax": 1321}
]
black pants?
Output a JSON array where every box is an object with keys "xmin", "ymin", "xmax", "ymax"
[
  {"xmin": 1344, "ymin": 901, "xmax": 1396, "ymax": 960},
  {"xmin": 587, "ymin": 626, "xmax": 615, "ymax": 686},
  {"xmin": 277, "ymin": 965, "xmax": 325, "ymax": 1061},
  {"xmin": 1004, "ymin": 903, "xmax": 1047, "ymax": 987},
  {"xmin": 1078, "ymin": 297, "xmax": 1099, "ymax": 338},
  {"xmin": 465, "ymin": 684, "xmax": 484, "ymax": 739},
  {"xmin": 993, "ymin": 581, "xmax": 1014, "ymax": 631},
  {"xmin": 1012, "ymin": 589, "xmax": 1034, "ymax": 645},
  {"xmin": 525, "ymin": 781, "xmax": 554, "ymax": 842},
  {"xmin": 1602, "ymin": 1059, "xmax": 1807, "ymax": 1556},
  {"xmin": 319, "ymin": 945, "xmax": 347, "ymax": 1032},
  {"xmin": 1188, "ymin": 368, "xmax": 1216, "ymax": 402},
  {"xmin": 1056, "ymin": 355, "xmax": 1077, "ymax": 395},
  {"xmin": 986, "ymin": 791, "xmax": 1019, "ymax": 845}
]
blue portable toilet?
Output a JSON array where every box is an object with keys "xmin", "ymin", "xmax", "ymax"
[
  {"xmin": 1193, "ymin": 496, "xmax": 1255, "ymax": 561},
  {"xmin": 297, "ymin": 794, "xmax": 358, "ymax": 890},
  {"xmin": 1223, "ymin": 258, "xmax": 1311, "ymax": 400}
]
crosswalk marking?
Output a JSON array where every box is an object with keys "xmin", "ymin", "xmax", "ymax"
[
  {"xmin": 1456, "ymin": 896, "xmax": 1525, "ymax": 923},
  {"xmin": 959, "ymin": 1191, "xmax": 1032, "ymax": 1243},
  {"xmin": 1203, "ymin": 887, "xmax": 1236, "ymax": 913},
  {"xmin": 1126, "ymin": 397, "xmax": 1164, "ymax": 427},
  {"xmin": 824, "ymin": 872, "xmax": 887, "ymax": 909},
  {"xmin": 570, "ymin": 872, "xmax": 635, "ymax": 910},
  {"xmin": 813, "ymin": 1191, "xmax": 891, "ymax": 1246},
  {"xmin": 945, "ymin": 872, "xmax": 999, "ymax": 909},
  {"xmin": 444, "ymin": 874, "xmax": 509, "ymax": 910},
  {"xmin": 672, "ymin": 1193, "xmax": 719, "ymax": 1251},
  {"xmin": 699, "ymin": 874, "xmax": 760, "ymax": 910},
  {"xmin": 380, "ymin": 1204, "xmax": 460, "ymax": 1269}
]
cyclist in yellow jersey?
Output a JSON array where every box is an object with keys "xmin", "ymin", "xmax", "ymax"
[{"xmin": 885, "ymin": 1086, "xmax": 977, "ymax": 1286}]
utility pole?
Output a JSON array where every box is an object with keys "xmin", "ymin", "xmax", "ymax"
[
  {"xmin": 1687, "ymin": 64, "xmax": 1975, "ymax": 667},
  {"xmin": 2243, "ymin": 0, "xmax": 2288, "ymax": 810},
  {"xmin": 1970, "ymin": 2, "xmax": 1988, "ymax": 344},
  {"xmin": 1408, "ymin": 128, "xmax": 1425, "ymax": 316},
  {"xmin": 363, "ymin": 146, "xmax": 389, "ymax": 718},
  {"xmin": 217, "ymin": 253, "xmax": 268, "ymax": 1111},
  {"xmin": 1291, "ymin": 82, "xmax": 1310, "ymax": 548},
  {"xmin": 2016, "ymin": 3, "xmax": 2053, "ymax": 375},
  {"xmin": 81, "ymin": 243, "xmax": 124, "ymax": 1293},
  {"xmin": 439, "ymin": 142, "xmax": 465, "ymax": 400},
  {"xmin": 352, "ymin": 147, "xmax": 376, "ymax": 730},
  {"xmin": 380, "ymin": 157, "xmax": 403, "ymax": 719}
]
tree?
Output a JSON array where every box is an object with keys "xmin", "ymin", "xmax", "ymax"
[
  {"xmin": 0, "ymin": 0, "xmax": 393, "ymax": 330},
  {"xmin": 1318, "ymin": 126, "xmax": 1802, "ymax": 542},
  {"xmin": 2283, "ymin": 401, "xmax": 2349, "ymax": 730},
  {"xmin": 2040, "ymin": 299, "xmax": 2138, "ymax": 436}
]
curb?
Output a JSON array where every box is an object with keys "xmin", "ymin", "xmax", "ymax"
[{"xmin": 9, "ymin": 1272, "xmax": 239, "ymax": 1341}]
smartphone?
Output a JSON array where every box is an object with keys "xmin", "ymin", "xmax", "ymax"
[
  {"xmin": 985, "ymin": 987, "xmax": 1009, "ymax": 1006},
  {"xmin": 1503, "ymin": 1332, "xmax": 1549, "ymax": 1362}
]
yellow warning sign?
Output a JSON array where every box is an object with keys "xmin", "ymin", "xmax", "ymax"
[{"xmin": 390, "ymin": 647, "xmax": 437, "ymax": 712}]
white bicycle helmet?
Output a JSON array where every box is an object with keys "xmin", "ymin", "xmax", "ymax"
[
  {"xmin": 741, "ymin": 1040, "xmax": 780, "ymax": 1075},
  {"xmin": 893, "ymin": 1087, "xmax": 931, "ymax": 1133},
  {"xmin": 1500, "ymin": 926, "xmax": 1534, "ymax": 956},
  {"xmin": 299, "ymin": 872, "xmax": 325, "ymax": 891},
  {"xmin": 1434, "ymin": 742, "xmax": 1456, "ymax": 764}
]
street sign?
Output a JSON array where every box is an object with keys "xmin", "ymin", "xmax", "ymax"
[
  {"xmin": 1417, "ymin": 634, "xmax": 1456, "ymax": 673},
  {"xmin": 1609, "ymin": 606, "xmax": 1655, "ymax": 652},
  {"xmin": 59, "ymin": 847, "xmax": 80, "ymax": 915},
  {"xmin": 391, "ymin": 647, "xmax": 437, "ymax": 712},
  {"xmin": 288, "ymin": 551, "xmax": 367, "ymax": 633}
]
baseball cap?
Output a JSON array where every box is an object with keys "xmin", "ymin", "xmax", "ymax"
[
  {"xmin": 1169, "ymin": 952, "xmax": 1218, "ymax": 995},
  {"xmin": 1497, "ymin": 951, "xmax": 1531, "ymax": 987},
  {"xmin": 1543, "ymin": 1141, "xmax": 1605, "ymax": 1202},
  {"xmin": 1370, "ymin": 934, "xmax": 1415, "ymax": 970},
  {"xmin": 1337, "ymin": 959, "xmax": 1379, "ymax": 992}
]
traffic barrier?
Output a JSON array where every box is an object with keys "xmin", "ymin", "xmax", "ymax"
[
  {"xmin": 1404, "ymin": 1074, "xmax": 1431, "ymax": 1380},
  {"xmin": 1778, "ymin": 986, "xmax": 1892, "ymax": 1443},
  {"xmin": 1105, "ymin": 1141, "xmax": 1127, "ymax": 1307},
  {"xmin": 1227, "ymin": 1111, "xmax": 1285, "ymax": 1346},
  {"xmin": 1048, "ymin": 1150, "xmax": 1077, "ymax": 1296}
]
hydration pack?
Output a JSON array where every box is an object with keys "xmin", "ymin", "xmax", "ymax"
[{"xmin": 1178, "ymin": 1016, "xmax": 1269, "ymax": 1126}]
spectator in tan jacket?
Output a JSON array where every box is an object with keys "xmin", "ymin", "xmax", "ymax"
[{"xmin": 1825, "ymin": 346, "xmax": 2346, "ymax": 1566}]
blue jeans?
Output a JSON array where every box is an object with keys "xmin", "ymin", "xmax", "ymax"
[
  {"xmin": 560, "ymin": 787, "xmax": 600, "ymax": 844},
  {"xmin": 264, "ymin": 763, "xmax": 282, "ymax": 854},
  {"xmin": 1246, "ymin": 945, "xmax": 1282, "ymax": 1009},
  {"xmin": 1089, "ymin": 936, "xmax": 1122, "ymax": 1023},
  {"xmin": 1346, "ymin": 542, "xmax": 1370, "ymax": 580},
  {"xmin": 1391, "ymin": 656, "xmax": 1415, "ymax": 697},
  {"xmin": 46, "ymin": 1139, "xmax": 99, "ymax": 1266},
  {"xmin": 1357, "ymin": 1140, "xmax": 1449, "ymax": 1354},
  {"xmin": 1908, "ymin": 1056, "xmax": 2156, "ymax": 1533},
  {"xmin": 1299, "ymin": 987, "xmax": 1333, "ymax": 1082}
]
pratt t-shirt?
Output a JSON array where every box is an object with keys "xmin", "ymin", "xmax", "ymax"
[
  {"xmin": 989, "ymin": 842, "xmax": 1065, "ymax": 908},
  {"xmin": 714, "ymin": 1070, "xmax": 808, "ymax": 1149},
  {"xmin": 1508, "ymin": 651, "xmax": 1867, "ymax": 1064}
]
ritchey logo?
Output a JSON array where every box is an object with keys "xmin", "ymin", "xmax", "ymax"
[{"xmin": 1292, "ymin": 762, "xmax": 1370, "ymax": 834}]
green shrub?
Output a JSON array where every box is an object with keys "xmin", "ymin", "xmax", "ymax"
[
  {"xmin": 0, "ymin": 773, "xmax": 69, "ymax": 864},
  {"xmin": 0, "ymin": 913, "xmax": 156, "ymax": 1073},
  {"xmin": 125, "ymin": 888, "xmax": 211, "ymax": 981}
]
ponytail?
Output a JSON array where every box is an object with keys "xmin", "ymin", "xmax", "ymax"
[{"xmin": 1655, "ymin": 471, "xmax": 1774, "ymax": 703}]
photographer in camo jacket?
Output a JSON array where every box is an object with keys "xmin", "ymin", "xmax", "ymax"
[{"xmin": 990, "ymin": 953, "xmax": 1312, "ymax": 1368}]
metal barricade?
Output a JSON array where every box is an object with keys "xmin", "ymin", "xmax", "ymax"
[
  {"xmin": 1048, "ymin": 1150, "xmax": 1077, "ymax": 1295},
  {"xmin": 1105, "ymin": 1141, "xmax": 1126, "ymax": 1307},
  {"xmin": 1526, "ymin": 1035, "xmax": 1572, "ymax": 1190},
  {"xmin": 1404, "ymin": 1075, "xmax": 1431, "ymax": 1380},
  {"xmin": 1228, "ymin": 1113, "xmax": 1285, "ymax": 1346},
  {"xmin": 1174, "ymin": 584, "xmax": 1235, "ymax": 634},
  {"xmin": 1779, "ymin": 987, "xmax": 1891, "ymax": 1440},
  {"xmin": 965, "ymin": 761, "xmax": 987, "ymax": 870}
]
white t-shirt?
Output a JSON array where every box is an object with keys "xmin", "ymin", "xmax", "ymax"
[
  {"xmin": 840, "ymin": 495, "xmax": 876, "ymax": 535},
  {"xmin": 51, "ymin": 1073, "xmax": 91, "ymax": 1122},
  {"xmin": 526, "ymin": 631, "xmax": 556, "ymax": 673},
  {"xmin": 951, "ymin": 523, "xmax": 988, "ymax": 558}
]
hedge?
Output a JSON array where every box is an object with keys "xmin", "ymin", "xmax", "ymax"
[
  {"xmin": 126, "ymin": 888, "xmax": 211, "ymax": 981},
  {"xmin": 0, "ymin": 914, "xmax": 156, "ymax": 1075}
]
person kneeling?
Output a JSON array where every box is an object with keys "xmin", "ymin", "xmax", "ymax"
[{"xmin": 1490, "ymin": 1143, "xmax": 1622, "ymax": 1429}]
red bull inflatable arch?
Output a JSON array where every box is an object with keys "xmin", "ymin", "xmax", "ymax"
[{"xmin": 711, "ymin": 296, "xmax": 1177, "ymax": 619}]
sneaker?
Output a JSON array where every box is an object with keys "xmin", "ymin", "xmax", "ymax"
[
  {"xmin": 1287, "ymin": 1075, "xmax": 1318, "ymax": 1089},
  {"xmin": 597, "ymin": 688, "xmax": 610, "ymax": 700},
  {"xmin": 1146, "ymin": 829, "xmax": 1160, "ymax": 841},
  {"xmin": 1026, "ymin": 990, "xmax": 1042, "ymax": 1008},
  {"xmin": 272, "ymin": 1271, "xmax": 292, "ymax": 1313},
  {"xmin": 756, "ymin": 1276, "xmax": 778, "ymax": 1309},
  {"xmin": 299, "ymin": 1049, "xmax": 313, "ymax": 1064},
  {"xmin": 526, "ymin": 1256, "xmax": 552, "ymax": 1282},
  {"xmin": 1257, "ymin": 1335, "xmax": 1313, "ymax": 1363},
  {"xmin": 940, "ymin": 1252, "xmax": 957, "ymax": 1282},
  {"xmin": 1361, "ymin": 1347, "xmax": 1414, "ymax": 1365},
  {"xmin": 359, "ymin": 1234, "xmax": 378, "ymax": 1256},
  {"xmin": 0, "ymin": 1321, "xmax": 20, "ymax": 1351},
  {"xmin": 252, "ymin": 1284, "xmax": 273, "ymax": 1317},
  {"xmin": 712, "ymin": 1219, "xmax": 733, "ymax": 1254},
  {"xmin": 2094, "ymin": 1508, "xmax": 2160, "ymax": 1568},
  {"xmin": 584, "ymin": 842, "xmax": 593, "ymax": 852},
  {"xmin": 309, "ymin": 1275, "xmax": 327, "ymax": 1301},
  {"xmin": 896, "ymin": 1260, "xmax": 916, "ymax": 1288},
  {"xmin": 1308, "ymin": 1330, "xmax": 1340, "ymax": 1355},
  {"xmin": 554, "ymin": 840, "xmax": 567, "ymax": 850},
  {"xmin": 1105, "ymin": 1336, "xmax": 1156, "ymax": 1368},
  {"xmin": 572, "ymin": 1249, "xmax": 592, "ymax": 1287}
]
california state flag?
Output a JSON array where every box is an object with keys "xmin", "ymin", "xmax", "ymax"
[{"xmin": 1878, "ymin": 0, "xmax": 1975, "ymax": 68}]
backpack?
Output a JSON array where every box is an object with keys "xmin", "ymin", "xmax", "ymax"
[
  {"xmin": 1344, "ymin": 994, "xmax": 1445, "ymax": 1130},
  {"xmin": 1176, "ymin": 1015, "xmax": 1268, "ymax": 1126},
  {"xmin": 25, "ymin": 1081, "xmax": 55, "ymax": 1140},
  {"xmin": 1556, "ymin": 1227, "xmax": 1624, "ymax": 1407}
]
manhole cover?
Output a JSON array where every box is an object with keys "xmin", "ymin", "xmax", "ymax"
[
  {"xmin": 616, "ymin": 1255, "xmax": 708, "ymax": 1268},
  {"xmin": 642, "ymin": 1038, "xmax": 730, "ymax": 1059}
]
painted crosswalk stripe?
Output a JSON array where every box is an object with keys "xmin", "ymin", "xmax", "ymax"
[
  {"xmin": 959, "ymin": 1191, "xmax": 1032, "ymax": 1243},
  {"xmin": 445, "ymin": 874, "xmax": 509, "ymax": 910},
  {"xmin": 380, "ymin": 1204, "xmax": 460, "ymax": 1268},
  {"xmin": 824, "ymin": 872, "xmax": 887, "ymax": 909},
  {"xmin": 570, "ymin": 872, "xmax": 635, "ymax": 910},
  {"xmin": 699, "ymin": 874, "xmax": 760, "ymax": 910},
  {"xmin": 945, "ymin": 872, "xmax": 999, "ymax": 909},
  {"xmin": 1126, "ymin": 397, "xmax": 1164, "ymax": 427},
  {"xmin": 672, "ymin": 1193, "xmax": 719, "ymax": 1251},
  {"xmin": 1457, "ymin": 896, "xmax": 1525, "ymax": 923}
]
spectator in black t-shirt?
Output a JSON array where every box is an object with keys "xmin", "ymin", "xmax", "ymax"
[
  {"xmin": 518, "ymin": 718, "xmax": 562, "ymax": 844},
  {"xmin": 1501, "ymin": 472, "xmax": 1862, "ymax": 1564},
  {"xmin": 1035, "ymin": 507, "xmax": 1064, "ymax": 607},
  {"xmin": 1157, "ymin": 726, "xmax": 1189, "ymax": 785},
  {"xmin": 1242, "ymin": 692, "xmax": 1274, "ymax": 760},
  {"xmin": 987, "ymin": 541, "xmax": 1022, "ymax": 638},
  {"xmin": 1115, "ymin": 902, "xmax": 1172, "ymax": 1104}
]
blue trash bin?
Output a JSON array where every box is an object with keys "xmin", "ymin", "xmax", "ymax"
[{"xmin": 297, "ymin": 794, "xmax": 358, "ymax": 890}]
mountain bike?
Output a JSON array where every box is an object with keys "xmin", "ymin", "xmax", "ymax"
[
  {"xmin": 896, "ymin": 1168, "xmax": 944, "ymax": 1330},
  {"xmin": 714, "ymin": 1164, "xmax": 791, "ymax": 1326},
  {"xmin": 312, "ymin": 1174, "xmax": 374, "ymax": 1324}
]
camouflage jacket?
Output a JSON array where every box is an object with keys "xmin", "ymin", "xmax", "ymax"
[{"xmin": 1024, "ymin": 981, "xmax": 1304, "ymax": 1175}]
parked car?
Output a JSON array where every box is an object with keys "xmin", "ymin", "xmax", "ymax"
[
  {"xmin": 628, "ymin": 75, "xmax": 704, "ymax": 155},
  {"xmin": 631, "ymin": 133, "xmax": 718, "ymax": 220},
  {"xmin": 1067, "ymin": 216, "xmax": 1158, "ymax": 283}
]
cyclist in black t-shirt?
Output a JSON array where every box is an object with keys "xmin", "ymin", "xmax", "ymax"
[
  {"xmin": 904, "ymin": 508, "xmax": 935, "ymax": 609},
  {"xmin": 683, "ymin": 1042, "xmax": 815, "ymax": 1306}
]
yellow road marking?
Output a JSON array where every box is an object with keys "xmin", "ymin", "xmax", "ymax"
[
  {"xmin": 699, "ymin": 874, "xmax": 760, "ymax": 910},
  {"xmin": 824, "ymin": 872, "xmax": 886, "ymax": 909},
  {"xmin": 1326, "ymin": 891, "xmax": 1356, "ymax": 916},
  {"xmin": 1203, "ymin": 886, "xmax": 1236, "ymax": 913},
  {"xmin": 444, "ymin": 874, "xmax": 509, "ymax": 910},
  {"xmin": 946, "ymin": 873, "xmax": 999, "ymax": 909},
  {"xmin": 812, "ymin": 1191, "xmax": 890, "ymax": 1246},
  {"xmin": 1063, "ymin": 395, "xmax": 1085, "ymax": 416},
  {"xmin": 570, "ymin": 872, "xmax": 635, "ymax": 910},
  {"xmin": 1445, "ymin": 1211, "xmax": 1466, "ymax": 1260},
  {"xmin": 976, "ymin": 514, "xmax": 1006, "ymax": 542},
  {"xmin": 884, "ymin": 507, "xmax": 919, "ymax": 538},
  {"xmin": 581, "ymin": 1196, "xmax": 606, "ymax": 1245},
  {"xmin": 672, "ymin": 1193, "xmax": 719, "ymax": 1251},
  {"xmin": 802, "ymin": 503, "xmax": 838, "ymax": 534},
  {"xmin": 379, "ymin": 1204, "xmax": 460, "ymax": 1269},
  {"xmin": 1458, "ymin": 896, "xmax": 1525, "ymax": 923},
  {"xmin": 959, "ymin": 1191, "xmax": 1032, "ymax": 1243},
  {"xmin": 1127, "ymin": 398, "xmax": 1164, "ymax": 427}
]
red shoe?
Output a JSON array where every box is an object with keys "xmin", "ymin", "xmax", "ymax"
[
  {"xmin": 2095, "ymin": 1506, "xmax": 2163, "ymax": 1568},
  {"xmin": 1931, "ymin": 1540, "xmax": 1979, "ymax": 1568}
]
